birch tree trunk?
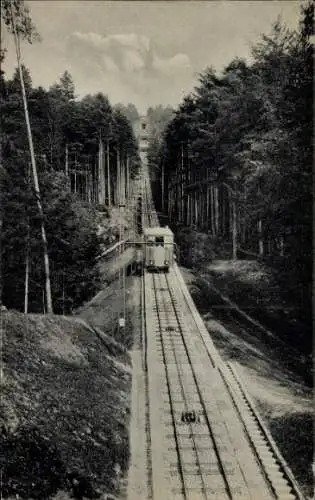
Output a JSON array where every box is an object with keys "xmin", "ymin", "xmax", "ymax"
[
  {"xmin": 11, "ymin": 6, "xmax": 53, "ymax": 313},
  {"xmin": 24, "ymin": 163, "xmax": 31, "ymax": 314}
]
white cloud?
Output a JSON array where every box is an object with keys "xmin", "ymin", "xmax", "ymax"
[
  {"xmin": 64, "ymin": 31, "xmax": 194, "ymax": 111},
  {"xmin": 154, "ymin": 53, "xmax": 192, "ymax": 75}
]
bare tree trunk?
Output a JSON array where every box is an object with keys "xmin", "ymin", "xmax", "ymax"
[
  {"xmin": 94, "ymin": 157, "xmax": 97, "ymax": 203},
  {"xmin": 24, "ymin": 163, "xmax": 31, "ymax": 314},
  {"xmin": 194, "ymin": 191, "xmax": 198, "ymax": 226},
  {"xmin": 65, "ymin": 143, "xmax": 69, "ymax": 177},
  {"xmin": 107, "ymin": 141, "xmax": 111, "ymax": 207},
  {"xmin": 181, "ymin": 143, "xmax": 184, "ymax": 222},
  {"xmin": 222, "ymin": 186, "xmax": 226, "ymax": 235},
  {"xmin": 205, "ymin": 186, "xmax": 209, "ymax": 230},
  {"xmin": 214, "ymin": 185, "xmax": 219, "ymax": 234},
  {"xmin": 228, "ymin": 188, "xmax": 238, "ymax": 260},
  {"xmin": 116, "ymin": 149, "xmax": 120, "ymax": 206},
  {"xmin": 0, "ymin": 127, "xmax": 4, "ymax": 309},
  {"xmin": 62, "ymin": 269, "xmax": 65, "ymax": 316},
  {"xmin": 11, "ymin": 6, "xmax": 53, "ymax": 313},
  {"xmin": 85, "ymin": 166, "xmax": 88, "ymax": 201},
  {"xmin": 161, "ymin": 162, "xmax": 164, "ymax": 212},
  {"xmin": 279, "ymin": 236, "xmax": 284, "ymax": 256},
  {"xmin": 73, "ymin": 151, "xmax": 77, "ymax": 194},
  {"xmin": 126, "ymin": 156, "xmax": 130, "ymax": 202},
  {"xmin": 42, "ymin": 288, "xmax": 46, "ymax": 314},
  {"xmin": 232, "ymin": 198, "xmax": 237, "ymax": 260},
  {"xmin": 209, "ymin": 185, "xmax": 214, "ymax": 235},
  {"xmin": 24, "ymin": 238, "xmax": 30, "ymax": 314},
  {"xmin": 120, "ymin": 155, "xmax": 125, "ymax": 206},
  {"xmin": 98, "ymin": 136, "xmax": 106, "ymax": 205},
  {"xmin": 201, "ymin": 190, "xmax": 203, "ymax": 226},
  {"xmin": 87, "ymin": 157, "xmax": 91, "ymax": 204},
  {"xmin": 258, "ymin": 219, "xmax": 264, "ymax": 256}
]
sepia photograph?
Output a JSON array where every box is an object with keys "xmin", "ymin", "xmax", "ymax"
[{"xmin": 0, "ymin": 1, "xmax": 313, "ymax": 499}]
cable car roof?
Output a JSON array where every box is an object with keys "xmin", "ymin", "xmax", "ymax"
[{"xmin": 143, "ymin": 226, "xmax": 173, "ymax": 236}]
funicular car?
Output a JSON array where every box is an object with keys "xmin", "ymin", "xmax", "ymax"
[{"xmin": 143, "ymin": 226, "xmax": 174, "ymax": 272}]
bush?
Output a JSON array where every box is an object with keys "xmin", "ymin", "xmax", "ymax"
[
  {"xmin": 0, "ymin": 426, "xmax": 66, "ymax": 499},
  {"xmin": 174, "ymin": 226, "xmax": 216, "ymax": 268}
]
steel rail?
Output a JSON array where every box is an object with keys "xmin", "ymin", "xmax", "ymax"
[
  {"xmin": 164, "ymin": 272, "xmax": 235, "ymax": 500},
  {"xmin": 151, "ymin": 272, "xmax": 188, "ymax": 499},
  {"xmin": 172, "ymin": 263, "xmax": 304, "ymax": 500},
  {"xmin": 155, "ymin": 271, "xmax": 211, "ymax": 499}
]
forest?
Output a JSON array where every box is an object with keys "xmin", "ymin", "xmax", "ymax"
[
  {"xmin": 0, "ymin": 2, "xmax": 139, "ymax": 315},
  {"xmin": 149, "ymin": 3, "xmax": 313, "ymax": 326}
]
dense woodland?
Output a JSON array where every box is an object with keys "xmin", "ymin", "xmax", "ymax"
[
  {"xmin": 149, "ymin": 3, "xmax": 313, "ymax": 322},
  {"xmin": 0, "ymin": 1, "xmax": 313, "ymax": 324},
  {"xmin": 0, "ymin": 1, "xmax": 139, "ymax": 314}
]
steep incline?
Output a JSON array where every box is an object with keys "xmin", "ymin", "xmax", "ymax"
[{"xmin": 1, "ymin": 311, "xmax": 131, "ymax": 499}]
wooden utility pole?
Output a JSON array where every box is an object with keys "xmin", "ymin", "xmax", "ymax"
[
  {"xmin": 11, "ymin": 3, "xmax": 53, "ymax": 313},
  {"xmin": 118, "ymin": 150, "xmax": 126, "ymax": 332}
]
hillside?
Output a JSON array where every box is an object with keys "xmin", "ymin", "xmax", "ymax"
[{"xmin": 0, "ymin": 310, "xmax": 131, "ymax": 500}]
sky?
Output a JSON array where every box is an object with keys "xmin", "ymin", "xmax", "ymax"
[{"xmin": 2, "ymin": 0, "xmax": 304, "ymax": 113}]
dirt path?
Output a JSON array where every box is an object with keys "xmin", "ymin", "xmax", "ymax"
[{"xmin": 127, "ymin": 277, "xmax": 149, "ymax": 500}]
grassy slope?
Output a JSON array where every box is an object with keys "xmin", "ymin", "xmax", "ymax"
[
  {"xmin": 0, "ymin": 207, "xmax": 138, "ymax": 500},
  {"xmin": 1, "ymin": 311, "xmax": 131, "ymax": 500}
]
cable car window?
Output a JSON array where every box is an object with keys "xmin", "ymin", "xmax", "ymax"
[
  {"xmin": 155, "ymin": 236, "xmax": 164, "ymax": 246},
  {"xmin": 147, "ymin": 239, "xmax": 154, "ymax": 247}
]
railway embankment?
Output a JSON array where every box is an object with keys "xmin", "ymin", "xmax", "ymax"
[
  {"xmin": 0, "ymin": 210, "xmax": 138, "ymax": 500},
  {"xmin": 0, "ymin": 310, "xmax": 131, "ymax": 500},
  {"xmin": 179, "ymin": 261, "xmax": 313, "ymax": 498}
]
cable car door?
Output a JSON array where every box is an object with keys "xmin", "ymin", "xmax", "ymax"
[
  {"xmin": 155, "ymin": 236, "xmax": 164, "ymax": 267},
  {"xmin": 146, "ymin": 238, "xmax": 154, "ymax": 265}
]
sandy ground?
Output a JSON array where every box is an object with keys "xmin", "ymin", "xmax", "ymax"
[{"xmin": 127, "ymin": 277, "xmax": 149, "ymax": 500}]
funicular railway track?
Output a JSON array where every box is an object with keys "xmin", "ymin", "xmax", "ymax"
[
  {"xmin": 151, "ymin": 270, "xmax": 242, "ymax": 500},
  {"xmin": 138, "ymin": 170, "xmax": 305, "ymax": 500}
]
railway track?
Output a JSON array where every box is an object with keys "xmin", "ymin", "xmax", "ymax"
[
  {"xmin": 144, "ymin": 267, "xmax": 304, "ymax": 500},
  {"xmin": 138, "ymin": 174, "xmax": 304, "ymax": 500}
]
